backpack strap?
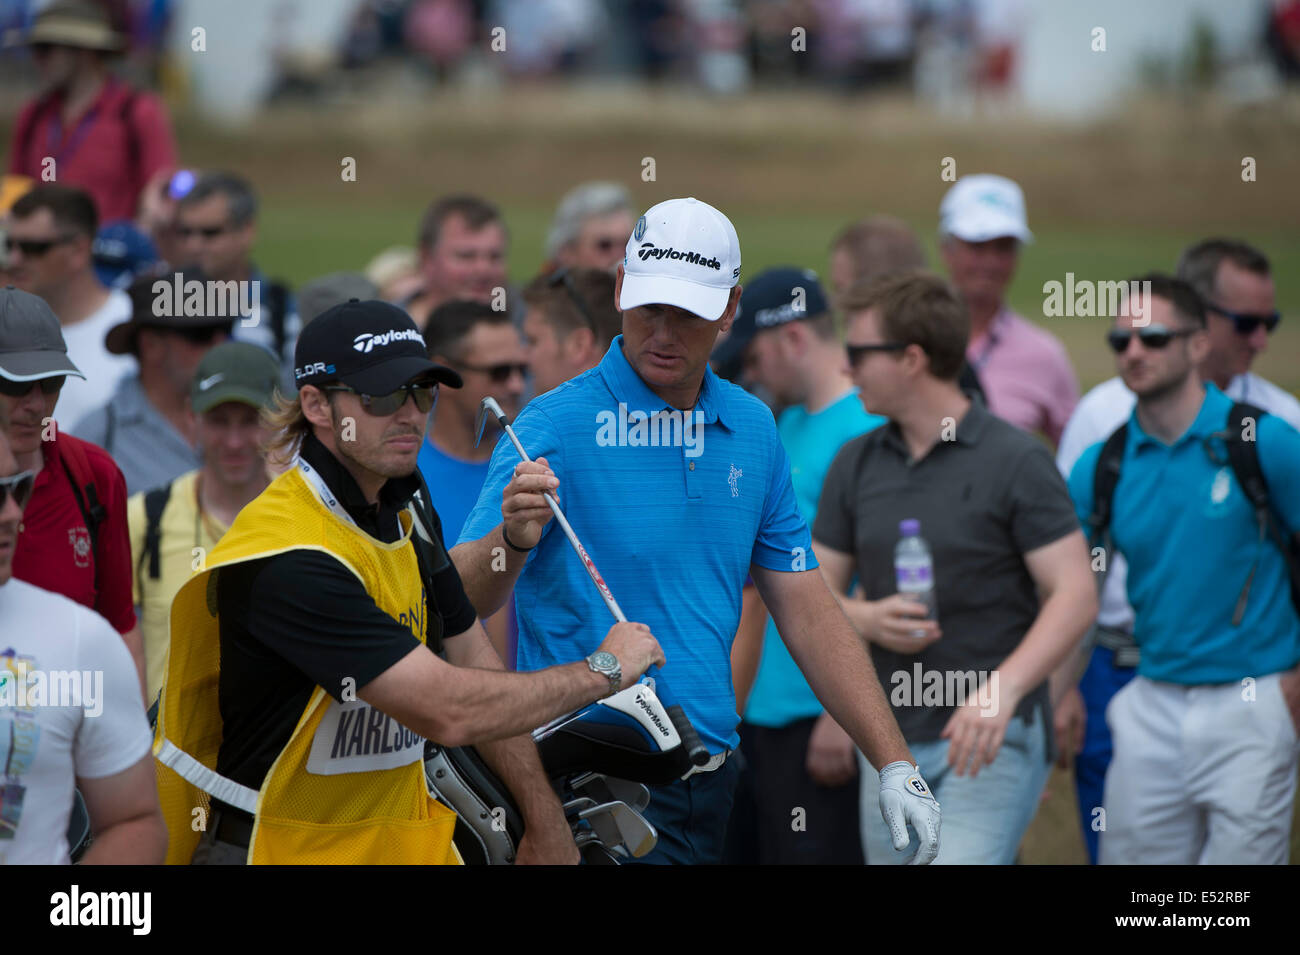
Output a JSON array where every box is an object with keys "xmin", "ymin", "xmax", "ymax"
[
  {"xmin": 57, "ymin": 436, "xmax": 107, "ymax": 558},
  {"xmin": 1215, "ymin": 402, "xmax": 1300, "ymax": 624},
  {"xmin": 1087, "ymin": 421, "xmax": 1130, "ymax": 554},
  {"xmin": 116, "ymin": 86, "xmax": 141, "ymax": 192},
  {"xmin": 140, "ymin": 482, "xmax": 173, "ymax": 582},
  {"xmin": 266, "ymin": 281, "xmax": 290, "ymax": 362},
  {"xmin": 12, "ymin": 96, "xmax": 49, "ymax": 174}
]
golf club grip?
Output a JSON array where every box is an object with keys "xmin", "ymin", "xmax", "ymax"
[{"xmin": 665, "ymin": 704, "xmax": 710, "ymax": 767}]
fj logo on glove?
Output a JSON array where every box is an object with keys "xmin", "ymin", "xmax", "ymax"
[{"xmin": 909, "ymin": 776, "xmax": 930, "ymax": 797}]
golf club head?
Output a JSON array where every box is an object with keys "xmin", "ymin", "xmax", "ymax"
[
  {"xmin": 476, "ymin": 396, "xmax": 508, "ymax": 448},
  {"xmin": 578, "ymin": 801, "xmax": 657, "ymax": 858}
]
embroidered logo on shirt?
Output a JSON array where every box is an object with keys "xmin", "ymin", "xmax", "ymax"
[
  {"xmin": 1210, "ymin": 467, "xmax": 1231, "ymax": 505},
  {"xmin": 68, "ymin": 527, "xmax": 91, "ymax": 569},
  {"xmin": 728, "ymin": 463, "xmax": 742, "ymax": 498}
]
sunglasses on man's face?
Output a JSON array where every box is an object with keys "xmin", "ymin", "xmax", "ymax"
[
  {"xmin": 324, "ymin": 381, "xmax": 439, "ymax": 417},
  {"xmin": 1206, "ymin": 305, "xmax": 1281, "ymax": 336},
  {"xmin": 453, "ymin": 359, "xmax": 529, "ymax": 384},
  {"xmin": 1106, "ymin": 324, "xmax": 1197, "ymax": 354},
  {"xmin": 4, "ymin": 235, "xmax": 77, "ymax": 258},
  {"xmin": 845, "ymin": 341, "xmax": 907, "ymax": 366},
  {"xmin": 0, "ymin": 375, "xmax": 65, "ymax": 398},
  {"xmin": 0, "ymin": 470, "xmax": 36, "ymax": 512},
  {"xmin": 176, "ymin": 224, "xmax": 231, "ymax": 240},
  {"xmin": 159, "ymin": 323, "xmax": 232, "ymax": 345}
]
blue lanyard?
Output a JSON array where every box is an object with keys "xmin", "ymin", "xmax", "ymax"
[{"xmin": 43, "ymin": 84, "xmax": 112, "ymax": 167}]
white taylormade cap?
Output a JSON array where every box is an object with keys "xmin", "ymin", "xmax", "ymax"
[
  {"xmin": 939, "ymin": 174, "xmax": 1034, "ymax": 244},
  {"xmin": 620, "ymin": 197, "xmax": 742, "ymax": 321}
]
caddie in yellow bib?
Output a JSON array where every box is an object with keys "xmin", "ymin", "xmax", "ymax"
[
  {"xmin": 153, "ymin": 452, "xmax": 460, "ymax": 865},
  {"xmin": 154, "ymin": 299, "xmax": 655, "ymax": 866}
]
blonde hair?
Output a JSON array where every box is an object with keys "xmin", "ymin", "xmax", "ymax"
[{"xmin": 262, "ymin": 388, "xmax": 316, "ymax": 471}]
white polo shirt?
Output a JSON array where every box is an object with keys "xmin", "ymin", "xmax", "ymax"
[
  {"xmin": 1057, "ymin": 372, "xmax": 1300, "ymax": 629},
  {"xmin": 0, "ymin": 578, "xmax": 151, "ymax": 864}
]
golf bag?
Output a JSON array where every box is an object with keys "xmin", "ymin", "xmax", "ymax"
[{"xmin": 425, "ymin": 679, "xmax": 694, "ymax": 864}]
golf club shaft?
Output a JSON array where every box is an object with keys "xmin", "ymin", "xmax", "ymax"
[
  {"xmin": 482, "ymin": 397, "xmax": 710, "ymax": 767},
  {"xmin": 493, "ymin": 406, "xmax": 628, "ymax": 624}
]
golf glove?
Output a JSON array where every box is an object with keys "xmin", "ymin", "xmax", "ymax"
[{"xmin": 878, "ymin": 760, "xmax": 941, "ymax": 865}]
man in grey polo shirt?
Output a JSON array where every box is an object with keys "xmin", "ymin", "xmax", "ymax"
[
  {"xmin": 813, "ymin": 272, "xmax": 1097, "ymax": 864},
  {"xmin": 73, "ymin": 270, "xmax": 235, "ymax": 494}
]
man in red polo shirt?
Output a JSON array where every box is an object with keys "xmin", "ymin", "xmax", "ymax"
[
  {"xmin": 0, "ymin": 287, "xmax": 143, "ymax": 694},
  {"xmin": 7, "ymin": 0, "xmax": 177, "ymax": 223}
]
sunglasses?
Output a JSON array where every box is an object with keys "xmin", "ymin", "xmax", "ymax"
[
  {"xmin": 0, "ymin": 470, "xmax": 36, "ymax": 512},
  {"xmin": 846, "ymin": 341, "xmax": 907, "ymax": 365},
  {"xmin": 1206, "ymin": 305, "xmax": 1281, "ymax": 336},
  {"xmin": 452, "ymin": 359, "xmax": 529, "ymax": 383},
  {"xmin": 0, "ymin": 376, "xmax": 65, "ymax": 398},
  {"xmin": 548, "ymin": 267, "xmax": 597, "ymax": 331},
  {"xmin": 176, "ymin": 224, "xmax": 231, "ymax": 240},
  {"xmin": 149, "ymin": 323, "xmax": 232, "ymax": 345},
  {"xmin": 324, "ymin": 381, "xmax": 439, "ymax": 417},
  {"xmin": 1106, "ymin": 325, "xmax": 1197, "ymax": 354},
  {"xmin": 4, "ymin": 235, "xmax": 77, "ymax": 257}
]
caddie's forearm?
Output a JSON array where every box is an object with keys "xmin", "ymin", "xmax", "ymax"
[
  {"xmin": 998, "ymin": 579, "xmax": 1098, "ymax": 706},
  {"xmin": 439, "ymin": 661, "xmax": 608, "ymax": 748},
  {"xmin": 788, "ymin": 595, "xmax": 910, "ymax": 770},
  {"xmin": 442, "ymin": 623, "xmax": 568, "ymax": 823},
  {"xmin": 449, "ymin": 524, "xmax": 530, "ymax": 618},
  {"xmin": 473, "ymin": 730, "xmax": 567, "ymax": 826}
]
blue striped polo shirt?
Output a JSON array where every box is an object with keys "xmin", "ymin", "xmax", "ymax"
[{"xmin": 459, "ymin": 335, "xmax": 815, "ymax": 753}]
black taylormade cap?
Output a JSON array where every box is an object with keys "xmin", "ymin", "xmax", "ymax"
[{"xmin": 293, "ymin": 299, "xmax": 462, "ymax": 393}]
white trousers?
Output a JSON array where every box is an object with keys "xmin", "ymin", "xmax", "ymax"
[{"xmin": 1100, "ymin": 673, "xmax": 1299, "ymax": 864}]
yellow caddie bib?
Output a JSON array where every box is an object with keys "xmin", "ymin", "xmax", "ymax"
[{"xmin": 152, "ymin": 462, "xmax": 460, "ymax": 865}]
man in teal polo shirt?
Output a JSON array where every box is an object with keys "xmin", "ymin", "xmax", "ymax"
[
  {"xmin": 454, "ymin": 198, "xmax": 942, "ymax": 865},
  {"xmin": 714, "ymin": 266, "xmax": 884, "ymax": 864},
  {"xmin": 1068, "ymin": 274, "xmax": 1300, "ymax": 864}
]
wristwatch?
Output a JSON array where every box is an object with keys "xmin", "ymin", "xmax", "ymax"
[{"xmin": 586, "ymin": 651, "xmax": 621, "ymax": 697}]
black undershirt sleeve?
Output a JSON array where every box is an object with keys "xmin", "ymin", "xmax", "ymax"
[{"xmin": 226, "ymin": 551, "xmax": 423, "ymax": 701}]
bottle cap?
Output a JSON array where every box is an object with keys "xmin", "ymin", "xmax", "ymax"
[{"xmin": 899, "ymin": 519, "xmax": 920, "ymax": 536}]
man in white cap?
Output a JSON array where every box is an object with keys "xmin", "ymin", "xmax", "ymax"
[
  {"xmin": 454, "ymin": 197, "xmax": 943, "ymax": 864},
  {"xmin": 939, "ymin": 174, "xmax": 1078, "ymax": 446}
]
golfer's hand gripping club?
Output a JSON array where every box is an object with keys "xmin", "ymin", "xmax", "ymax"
[
  {"xmin": 878, "ymin": 761, "xmax": 941, "ymax": 865},
  {"xmin": 479, "ymin": 396, "xmax": 710, "ymax": 768}
]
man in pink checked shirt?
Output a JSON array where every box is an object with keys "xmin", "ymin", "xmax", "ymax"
[{"xmin": 939, "ymin": 174, "xmax": 1079, "ymax": 447}]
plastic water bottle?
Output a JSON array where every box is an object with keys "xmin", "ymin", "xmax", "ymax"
[{"xmin": 895, "ymin": 519, "xmax": 937, "ymax": 634}]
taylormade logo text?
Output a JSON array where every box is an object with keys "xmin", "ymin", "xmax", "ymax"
[
  {"xmin": 595, "ymin": 403, "xmax": 705, "ymax": 458},
  {"xmin": 636, "ymin": 243, "xmax": 721, "ymax": 270},
  {"xmin": 635, "ymin": 692, "xmax": 673, "ymax": 738},
  {"xmin": 353, "ymin": 329, "xmax": 424, "ymax": 353}
]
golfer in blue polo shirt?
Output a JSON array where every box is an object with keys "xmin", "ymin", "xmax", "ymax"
[
  {"xmin": 1068, "ymin": 275, "xmax": 1300, "ymax": 864},
  {"xmin": 454, "ymin": 197, "xmax": 942, "ymax": 864}
]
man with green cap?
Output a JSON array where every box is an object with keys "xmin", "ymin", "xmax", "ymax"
[{"xmin": 127, "ymin": 341, "xmax": 281, "ymax": 707}]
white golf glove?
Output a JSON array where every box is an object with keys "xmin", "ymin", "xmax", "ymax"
[{"xmin": 878, "ymin": 760, "xmax": 941, "ymax": 865}]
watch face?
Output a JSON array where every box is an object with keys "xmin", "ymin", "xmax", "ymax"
[{"xmin": 591, "ymin": 651, "xmax": 617, "ymax": 671}]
